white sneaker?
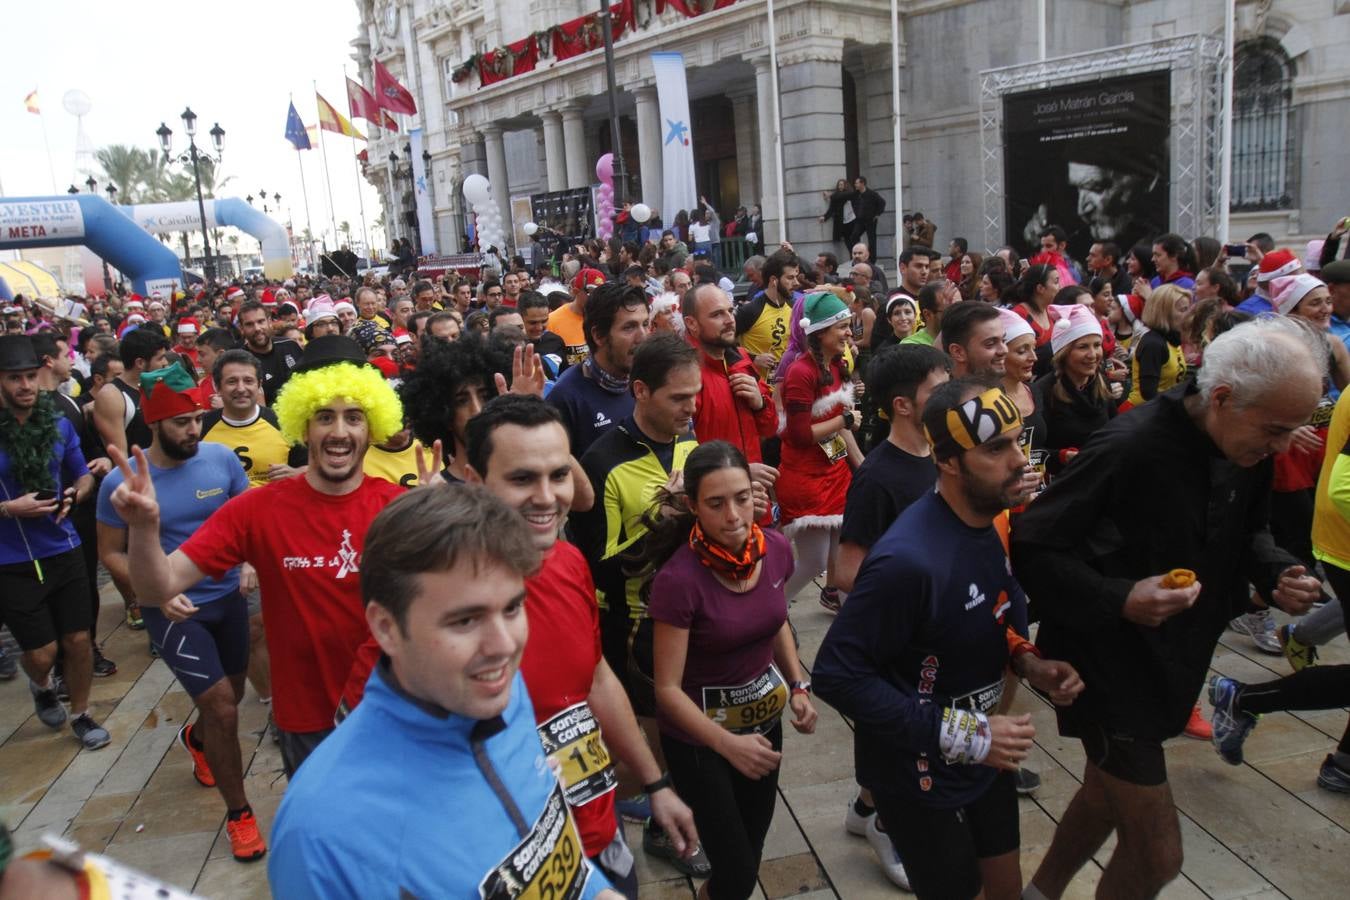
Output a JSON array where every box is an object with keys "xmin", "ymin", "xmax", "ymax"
[
  {"xmin": 1229, "ymin": 609, "xmax": 1281, "ymax": 655},
  {"xmin": 843, "ymin": 795, "xmax": 872, "ymax": 837},
  {"xmin": 865, "ymin": 816, "xmax": 912, "ymax": 890}
]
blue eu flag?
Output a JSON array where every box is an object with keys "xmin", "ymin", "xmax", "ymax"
[{"xmin": 285, "ymin": 102, "xmax": 311, "ymax": 151}]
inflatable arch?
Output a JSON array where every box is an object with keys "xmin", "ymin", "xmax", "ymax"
[
  {"xmin": 0, "ymin": 196, "xmax": 182, "ymax": 296},
  {"xmin": 121, "ymin": 199, "xmax": 293, "ymax": 281}
]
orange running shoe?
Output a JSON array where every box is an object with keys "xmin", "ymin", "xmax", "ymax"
[
  {"xmin": 178, "ymin": 721, "xmax": 215, "ymax": 787},
  {"xmin": 1183, "ymin": 703, "xmax": 1213, "ymax": 741},
  {"xmin": 226, "ymin": 809, "xmax": 267, "ymax": 862}
]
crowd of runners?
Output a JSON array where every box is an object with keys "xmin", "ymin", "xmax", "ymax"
[{"xmin": 2, "ymin": 215, "xmax": 1350, "ymax": 899}]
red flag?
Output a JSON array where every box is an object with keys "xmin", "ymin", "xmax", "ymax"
[
  {"xmin": 374, "ymin": 59, "xmax": 417, "ymax": 115},
  {"xmin": 346, "ymin": 77, "xmax": 378, "ymax": 122},
  {"xmin": 478, "ymin": 36, "xmax": 540, "ymax": 87},
  {"xmin": 382, "ymin": 111, "xmax": 399, "ymax": 132}
]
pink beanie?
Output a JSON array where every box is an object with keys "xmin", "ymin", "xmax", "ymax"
[{"xmin": 1048, "ymin": 304, "xmax": 1101, "ymax": 355}]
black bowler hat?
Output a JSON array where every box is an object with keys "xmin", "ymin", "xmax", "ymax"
[
  {"xmin": 0, "ymin": 335, "xmax": 39, "ymax": 372},
  {"xmin": 291, "ymin": 334, "xmax": 371, "ymax": 374}
]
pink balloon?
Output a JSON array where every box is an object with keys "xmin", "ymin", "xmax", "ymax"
[{"xmin": 596, "ymin": 153, "xmax": 613, "ymax": 186}]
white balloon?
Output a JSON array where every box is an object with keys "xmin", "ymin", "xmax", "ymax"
[
  {"xmin": 463, "ymin": 173, "xmax": 490, "ymax": 205},
  {"xmin": 524, "ymin": 222, "xmax": 539, "ymax": 236},
  {"xmin": 630, "ymin": 203, "xmax": 652, "ymax": 223}
]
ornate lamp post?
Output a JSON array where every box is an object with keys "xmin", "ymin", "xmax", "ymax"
[{"xmin": 157, "ymin": 108, "xmax": 226, "ymax": 284}]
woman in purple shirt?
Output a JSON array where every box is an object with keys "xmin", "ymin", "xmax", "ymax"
[{"xmin": 645, "ymin": 441, "xmax": 817, "ymax": 900}]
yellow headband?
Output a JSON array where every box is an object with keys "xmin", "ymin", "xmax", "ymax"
[{"xmin": 925, "ymin": 386, "xmax": 1022, "ymax": 461}]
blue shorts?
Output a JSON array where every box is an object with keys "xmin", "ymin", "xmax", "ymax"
[{"xmin": 144, "ymin": 590, "xmax": 249, "ymax": 698}]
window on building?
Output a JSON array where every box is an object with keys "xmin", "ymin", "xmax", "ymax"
[{"xmin": 1232, "ymin": 38, "xmax": 1296, "ymax": 211}]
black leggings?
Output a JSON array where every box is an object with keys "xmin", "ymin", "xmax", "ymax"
[
  {"xmin": 661, "ymin": 723, "xmax": 783, "ymax": 900},
  {"xmin": 1237, "ymin": 562, "xmax": 1350, "ymax": 754}
]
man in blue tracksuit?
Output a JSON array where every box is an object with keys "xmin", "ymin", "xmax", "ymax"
[{"xmin": 267, "ymin": 484, "xmax": 622, "ymax": 899}]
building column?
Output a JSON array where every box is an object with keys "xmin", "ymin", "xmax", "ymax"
[
  {"xmin": 562, "ymin": 106, "xmax": 589, "ymax": 189},
  {"xmin": 481, "ymin": 125, "xmax": 512, "ymax": 238},
  {"xmin": 541, "ymin": 111, "xmax": 567, "ymax": 192},
  {"xmin": 753, "ymin": 58, "xmax": 780, "ymax": 245},
  {"xmin": 777, "ymin": 47, "xmax": 848, "ymax": 259},
  {"xmin": 633, "ymin": 87, "xmax": 663, "ymax": 215},
  {"xmin": 730, "ymin": 92, "xmax": 758, "ymax": 214}
]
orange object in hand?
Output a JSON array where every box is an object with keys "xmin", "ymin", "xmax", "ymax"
[{"xmin": 1161, "ymin": 568, "xmax": 1196, "ymax": 589}]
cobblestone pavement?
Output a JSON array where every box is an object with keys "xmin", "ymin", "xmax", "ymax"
[{"xmin": 2, "ymin": 582, "xmax": 1347, "ymax": 898}]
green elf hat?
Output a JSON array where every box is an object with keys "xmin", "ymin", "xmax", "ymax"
[
  {"xmin": 799, "ymin": 291, "xmax": 852, "ymax": 334},
  {"xmin": 139, "ymin": 363, "xmax": 203, "ymax": 424}
]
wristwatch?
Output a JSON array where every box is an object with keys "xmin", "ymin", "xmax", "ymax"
[
  {"xmin": 643, "ymin": 773, "xmax": 673, "ymax": 794},
  {"xmin": 842, "ymin": 411, "xmax": 855, "ymax": 430},
  {"xmin": 790, "ymin": 680, "xmax": 812, "ymax": 695}
]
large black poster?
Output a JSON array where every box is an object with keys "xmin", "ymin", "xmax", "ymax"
[{"xmin": 1004, "ymin": 71, "xmax": 1171, "ymax": 262}]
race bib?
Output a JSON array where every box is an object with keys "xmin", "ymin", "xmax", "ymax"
[
  {"xmin": 817, "ymin": 434, "xmax": 849, "ymax": 463},
  {"xmin": 949, "ymin": 678, "xmax": 1004, "ymax": 714},
  {"xmin": 537, "ymin": 702, "xmax": 617, "ymax": 808},
  {"xmin": 479, "ymin": 782, "xmax": 589, "ymax": 900},
  {"xmin": 702, "ymin": 664, "xmax": 789, "ymax": 735}
]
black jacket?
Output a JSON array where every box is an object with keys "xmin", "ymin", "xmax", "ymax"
[
  {"xmin": 1011, "ymin": 382, "xmax": 1296, "ymax": 740},
  {"xmin": 853, "ymin": 188, "xmax": 887, "ymax": 225}
]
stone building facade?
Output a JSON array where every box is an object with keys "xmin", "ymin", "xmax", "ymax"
[{"xmin": 354, "ymin": 0, "xmax": 1350, "ymax": 266}]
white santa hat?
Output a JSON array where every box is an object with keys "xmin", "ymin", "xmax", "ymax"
[{"xmin": 1048, "ymin": 304, "xmax": 1101, "ymax": 355}]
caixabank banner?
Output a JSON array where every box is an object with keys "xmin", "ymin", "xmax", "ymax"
[{"xmin": 1004, "ymin": 71, "xmax": 1171, "ymax": 263}]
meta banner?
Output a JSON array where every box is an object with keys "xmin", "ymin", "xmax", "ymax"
[
  {"xmin": 0, "ymin": 199, "xmax": 85, "ymax": 243},
  {"xmin": 1003, "ymin": 71, "xmax": 1171, "ymax": 262}
]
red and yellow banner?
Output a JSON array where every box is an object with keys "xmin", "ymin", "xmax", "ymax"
[{"xmin": 316, "ymin": 92, "xmax": 365, "ymax": 140}]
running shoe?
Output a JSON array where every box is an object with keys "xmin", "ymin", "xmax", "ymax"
[
  {"xmin": 92, "ymin": 646, "xmax": 117, "ymax": 678},
  {"xmin": 642, "ymin": 821, "xmax": 711, "ymax": 877},
  {"xmin": 864, "ymin": 816, "xmax": 911, "ymax": 890},
  {"xmin": 1228, "ymin": 609, "xmax": 1281, "ymax": 655},
  {"xmin": 71, "ymin": 714, "xmax": 111, "ymax": 750},
  {"xmin": 125, "ymin": 602, "xmax": 145, "ymax": 630},
  {"xmin": 225, "ymin": 809, "xmax": 268, "ymax": 862},
  {"xmin": 0, "ymin": 647, "xmax": 16, "ymax": 681},
  {"xmin": 844, "ymin": 794, "xmax": 873, "ymax": 837},
  {"xmin": 178, "ymin": 721, "xmax": 215, "ymax": 787},
  {"xmin": 1183, "ymin": 704, "xmax": 1213, "ymax": 741},
  {"xmin": 1317, "ymin": 755, "xmax": 1350, "ymax": 793},
  {"xmin": 1015, "ymin": 767, "xmax": 1041, "ymax": 795},
  {"xmin": 1278, "ymin": 624, "xmax": 1318, "ymax": 673},
  {"xmin": 30, "ymin": 680, "xmax": 67, "ymax": 728},
  {"xmin": 819, "ymin": 586, "xmax": 842, "ymax": 614},
  {"xmin": 614, "ymin": 793, "xmax": 650, "ymax": 823},
  {"xmin": 1208, "ymin": 675, "xmax": 1258, "ymax": 766}
]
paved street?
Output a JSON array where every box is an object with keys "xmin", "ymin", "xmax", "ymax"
[{"xmin": 2, "ymin": 580, "xmax": 1348, "ymax": 899}]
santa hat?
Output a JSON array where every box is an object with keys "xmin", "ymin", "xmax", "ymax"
[
  {"xmin": 261, "ymin": 288, "xmax": 277, "ymax": 307},
  {"xmin": 225, "ymin": 286, "xmax": 245, "ymax": 303},
  {"xmin": 1117, "ymin": 293, "xmax": 1145, "ymax": 326},
  {"xmin": 1257, "ymin": 249, "xmax": 1301, "ymax": 284},
  {"xmin": 126, "ymin": 299, "xmax": 145, "ymax": 310},
  {"xmin": 1271, "ymin": 274, "xmax": 1326, "ymax": 316},
  {"xmin": 176, "ymin": 317, "xmax": 200, "ymax": 335},
  {"xmin": 997, "ymin": 307, "xmax": 1034, "ymax": 344},
  {"xmin": 1306, "ymin": 240, "xmax": 1325, "ymax": 274},
  {"xmin": 798, "ymin": 291, "xmax": 851, "ymax": 335},
  {"xmin": 393, "ymin": 329, "xmax": 413, "ymax": 346},
  {"xmin": 1048, "ymin": 304, "xmax": 1101, "ymax": 355},
  {"xmin": 139, "ymin": 365, "xmax": 203, "ymax": 423},
  {"xmin": 333, "ymin": 300, "xmax": 356, "ymax": 317},
  {"xmin": 305, "ymin": 295, "xmax": 339, "ymax": 322},
  {"xmin": 124, "ymin": 313, "xmax": 146, "ymax": 325}
]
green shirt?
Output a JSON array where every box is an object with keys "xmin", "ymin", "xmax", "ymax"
[{"xmin": 901, "ymin": 329, "xmax": 935, "ymax": 346}]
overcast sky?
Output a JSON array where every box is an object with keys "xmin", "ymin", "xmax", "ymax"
[{"xmin": 0, "ymin": 0, "xmax": 387, "ymax": 252}]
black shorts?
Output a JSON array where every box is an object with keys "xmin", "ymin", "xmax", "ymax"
[
  {"xmin": 871, "ymin": 771, "xmax": 1019, "ymax": 900},
  {"xmin": 0, "ymin": 549, "xmax": 92, "ymax": 651},
  {"xmin": 600, "ymin": 613, "xmax": 655, "ymax": 718},
  {"xmin": 1070, "ymin": 719, "xmax": 1167, "ymax": 787},
  {"xmin": 278, "ymin": 726, "xmax": 335, "ymax": 779},
  {"xmin": 144, "ymin": 591, "xmax": 249, "ymax": 699}
]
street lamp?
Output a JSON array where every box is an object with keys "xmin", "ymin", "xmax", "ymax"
[
  {"xmin": 85, "ymin": 175, "xmax": 98, "ymax": 193},
  {"xmin": 106, "ymin": 184, "xmax": 117, "ymax": 203},
  {"xmin": 246, "ymin": 194, "xmax": 254, "ymax": 206},
  {"xmin": 67, "ymin": 185, "xmax": 79, "ymax": 195},
  {"xmin": 156, "ymin": 106, "xmax": 226, "ymax": 285}
]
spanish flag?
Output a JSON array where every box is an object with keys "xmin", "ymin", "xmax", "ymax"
[
  {"xmin": 24, "ymin": 89, "xmax": 39, "ymax": 115},
  {"xmin": 315, "ymin": 92, "xmax": 365, "ymax": 140}
]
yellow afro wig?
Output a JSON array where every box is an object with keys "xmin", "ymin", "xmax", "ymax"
[{"xmin": 272, "ymin": 362, "xmax": 404, "ymax": 447}]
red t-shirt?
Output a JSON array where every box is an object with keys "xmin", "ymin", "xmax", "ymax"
[
  {"xmin": 179, "ymin": 474, "xmax": 402, "ymax": 733},
  {"xmin": 518, "ymin": 542, "xmax": 616, "ymax": 857}
]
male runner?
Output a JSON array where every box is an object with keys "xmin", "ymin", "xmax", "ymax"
[
  {"xmin": 97, "ymin": 366, "xmax": 264, "ymax": 861},
  {"xmin": 465, "ymin": 395, "xmax": 699, "ymax": 896},
  {"xmin": 816, "ymin": 378, "xmax": 1083, "ymax": 900},
  {"xmin": 268, "ymin": 485, "xmax": 625, "ymax": 899},
  {"xmin": 1012, "ymin": 316, "xmax": 1324, "ymax": 898},
  {"xmin": 107, "ymin": 335, "xmax": 405, "ymax": 776}
]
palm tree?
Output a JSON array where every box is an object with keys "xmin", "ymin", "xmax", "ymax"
[{"xmin": 96, "ymin": 145, "xmax": 151, "ymax": 204}]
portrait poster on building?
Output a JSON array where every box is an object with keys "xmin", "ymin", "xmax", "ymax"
[{"xmin": 1003, "ymin": 71, "xmax": 1171, "ymax": 262}]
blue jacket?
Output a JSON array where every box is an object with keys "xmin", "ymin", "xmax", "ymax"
[{"xmin": 269, "ymin": 662, "xmax": 610, "ymax": 899}]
